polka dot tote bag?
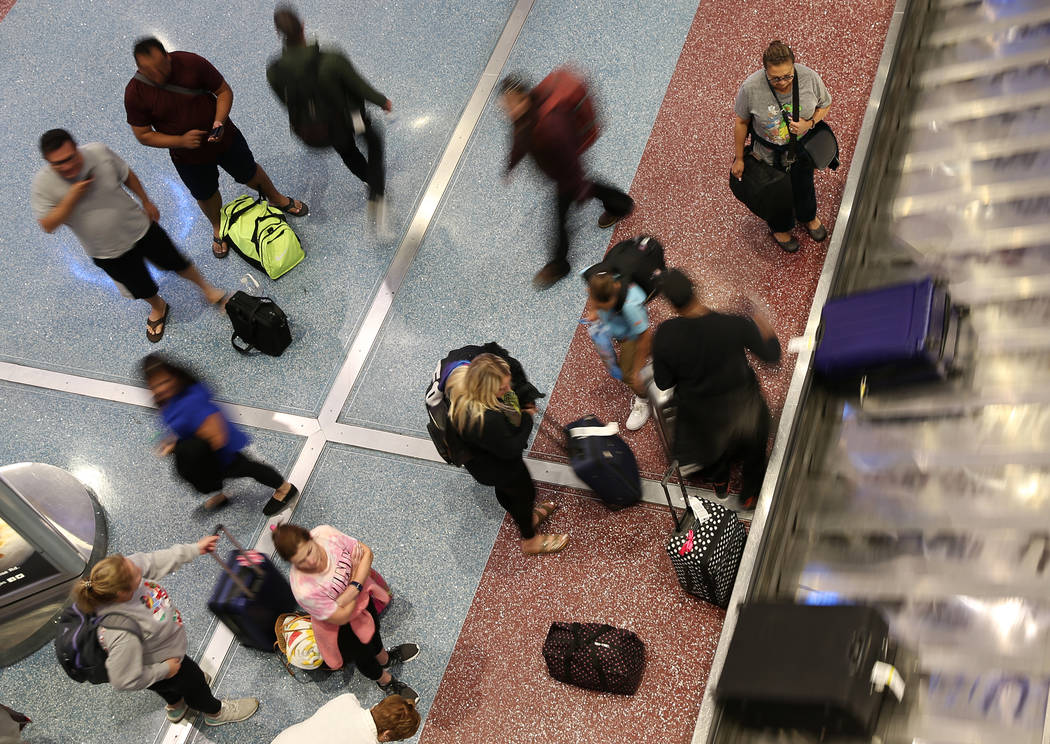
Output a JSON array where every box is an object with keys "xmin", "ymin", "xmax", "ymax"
[{"xmin": 543, "ymin": 622, "xmax": 646, "ymax": 695}]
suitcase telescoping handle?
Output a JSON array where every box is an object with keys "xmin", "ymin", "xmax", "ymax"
[
  {"xmin": 209, "ymin": 523, "xmax": 266, "ymax": 599},
  {"xmin": 660, "ymin": 462, "xmax": 690, "ymax": 532}
]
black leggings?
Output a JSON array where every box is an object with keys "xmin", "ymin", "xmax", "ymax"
[
  {"xmin": 174, "ymin": 437, "xmax": 284, "ymax": 495},
  {"xmin": 554, "ymin": 179, "xmax": 634, "ymax": 266},
  {"xmin": 335, "ymin": 604, "xmax": 385, "ymax": 681},
  {"xmin": 332, "ymin": 113, "xmax": 385, "ymax": 198},
  {"xmin": 466, "ymin": 458, "xmax": 537, "ymax": 540},
  {"xmin": 147, "ymin": 656, "xmax": 220, "ymax": 716}
]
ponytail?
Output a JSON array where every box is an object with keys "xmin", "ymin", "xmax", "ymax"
[{"xmin": 72, "ymin": 555, "xmax": 133, "ymax": 613}]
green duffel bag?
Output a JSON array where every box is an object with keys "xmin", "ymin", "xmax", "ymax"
[{"xmin": 220, "ymin": 195, "xmax": 304, "ymax": 280}]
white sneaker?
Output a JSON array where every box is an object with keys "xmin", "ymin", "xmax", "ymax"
[
  {"xmin": 625, "ymin": 396, "xmax": 651, "ymax": 431},
  {"xmin": 204, "ymin": 698, "xmax": 259, "ymax": 726}
]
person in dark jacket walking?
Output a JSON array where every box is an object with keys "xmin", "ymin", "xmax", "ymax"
[
  {"xmin": 651, "ymin": 270, "xmax": 781, "ymax": 510},
  {"xmin": 448, "ymin": 353, "xmax": 567, "ymax": 554},
  {"xmin": 268, "ymin": 6, "xmax": 393, "ymax": 233},
  {"xmin": 499, "ymin": 75, "xmax": 634, "ymax": 288}
]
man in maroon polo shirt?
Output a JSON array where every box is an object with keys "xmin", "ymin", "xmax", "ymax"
[{"xmin": 124, "ymin": 37, "xmax": 308, "ymax": 258}]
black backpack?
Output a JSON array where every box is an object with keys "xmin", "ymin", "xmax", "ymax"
[
  {"xmin": 582, "ymin": 235, "xmax": 666, "ymax": 305},
  {"xmin": 226, "ymin": 292, "xmax": 292, "ymax": 356},
  {"xmin": 54, "ymin": 605, "xmax": 143, "ymax": 684},
  {"xmin": 424, "ymin": 343, "xmax": 544, "ymax": 466}
]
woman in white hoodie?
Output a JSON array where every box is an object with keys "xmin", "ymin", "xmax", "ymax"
[{"xmin": 71, "ymin": 536, "xmax": 258, "ymax": 727}]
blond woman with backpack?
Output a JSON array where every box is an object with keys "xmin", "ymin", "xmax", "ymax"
[{"xmin": 66, "ymin": 536, "xmax": 258, "ymax": 726}]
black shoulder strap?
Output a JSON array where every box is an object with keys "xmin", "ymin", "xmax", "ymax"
[
  {"xmin": 134, "ymin": 72, "xmax": 214, "ymax": 98},
  {"xmin": 765, "ymin": 72, "xmax": 799, "ymax": 152}
]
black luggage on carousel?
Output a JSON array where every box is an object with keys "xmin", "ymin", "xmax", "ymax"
[
  {"xmin": 543, "ymin": 621, "xmax": 646, "ymax": 695},
  {"xmin": 661, "ymin": 464, "xmax": 745, "ymax": 608},
  {"xmin": 564, "ymin": 416, "xmax": 642, "ymax": 508},
  {"xmin": 207, "ymin": 524, "xmax": 297, "ymax": 651},
  {"xmin": 716, "ymin": 603, "xmax": 896, "ymax": 736}
]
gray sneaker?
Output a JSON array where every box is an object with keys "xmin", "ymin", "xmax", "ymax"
[
  {"xmin": 383, "ymin": 642, "xmax": 420, "ymax": 666},
  {"xmin": 377, "ymin": 676, "xmax": 419, "ymax": 705},
  {"xmin": 204, "ymin": 697, "xmax": 259, "ymax": 726}
]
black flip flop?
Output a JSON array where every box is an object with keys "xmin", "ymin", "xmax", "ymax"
[
  {"xmin": 146, "ymin": 304, "xmax": 170, "ymax": 343},
  {"xmin": 276, "ymin": 197, "xmax": 309, "ymax": 217},
  {"xmin": 212, "ymin": 236, "xmax": 229, "ymax": 258}
]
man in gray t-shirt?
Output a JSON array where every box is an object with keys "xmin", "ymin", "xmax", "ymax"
[
  {"xmin": 730, "ymin": 42, "xmax": 832, "ymax": 254},
  {"xmin": 31, "ymin": 129, "xmax": 226, "ymax": 342}
]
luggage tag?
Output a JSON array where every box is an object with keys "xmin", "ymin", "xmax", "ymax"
[
  {"xmin": 787, "ymin": 335, "xmax": 814, "ymax": 354},
  {"xmin": 871, "ymin": 661, "xmax": 905, "ymax": 701},
  {"xmin": 687, "ymin": 495, "xmax": 711, "ymax": 524}
]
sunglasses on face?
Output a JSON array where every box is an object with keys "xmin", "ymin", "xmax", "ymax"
[{"xmin": 767, "ymin": 71, "xmax": 795, "ymax": 84}]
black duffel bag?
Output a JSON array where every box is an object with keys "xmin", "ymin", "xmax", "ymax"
[
  {"xmin": 543, "ymin": 621, "xmax": 646, "ymax": 695},
  {"xmin": 729, "ymin": 151, "xmax": 793, "ymax": 223},
  {"xmin": 226, "ymin": 291, "xmax": 292, "ymax": 356}
]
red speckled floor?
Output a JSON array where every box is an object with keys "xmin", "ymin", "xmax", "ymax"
[
  {"xmin": 530, "ymin": 0, "xmax": 898, "ymax": 486},
  {"xmin": 0, "ymin": 0, "xmax": 15, "ymax": 23},
  {"xmin": 419, "ymin": 486, "xmax": 726, "ymax": 744}
]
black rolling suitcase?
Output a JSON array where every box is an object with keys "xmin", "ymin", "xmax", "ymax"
[
  {"xmin": 716, "ymin": 603, "xmax": 898, "ymax": 736},
  {"xmin": 565, "ymin": 416, "xmax": 642, "ymax": 508},
  {"xmin": 661, "ymin": 464, "xmax": 745, "ymax": 607},
  {"xmin": 207, "ymin": 524, "xmax": 297, "ymax": 651}
]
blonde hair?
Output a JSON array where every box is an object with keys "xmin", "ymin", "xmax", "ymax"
[
  {"xmin": 72, "ymin": 555, "xmax": 134, "ymax": 613},
  {"xmin": 448, "ymin": 354, "xmax": 512, "ymax": 435}
]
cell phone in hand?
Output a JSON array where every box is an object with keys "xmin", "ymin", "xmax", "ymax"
[{"xmin": 208, "ymin": 125, "xmax": 224, "ymax": 141}]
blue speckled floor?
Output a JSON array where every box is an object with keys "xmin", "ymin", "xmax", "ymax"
[
  {"xmin": 339, "ymin": 0, "xmax": 700, "ymax": 434},
  {"xmin": 192, "ymin": 445, "xmax": 503, "ymax": 744},
  {"xmin": 0, "ymin": 0, "xmax": 515, "ymax": 416},
  {"xmin": 0, "ymin": 381, "xmax": 302, "ymax": 744}
]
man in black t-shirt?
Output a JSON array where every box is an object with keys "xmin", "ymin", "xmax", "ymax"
[{"xmin": 652, "ymin": 270, "xmax": 781, "ymax": 509}]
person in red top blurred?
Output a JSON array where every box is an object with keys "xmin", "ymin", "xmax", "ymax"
[
  {"xmin": 499, "ymin": 74, "xmax": 634, "ymax": 288},
  {"xmin": 124, "ymin": 38, "xmax": 309, "ymax": 259}
]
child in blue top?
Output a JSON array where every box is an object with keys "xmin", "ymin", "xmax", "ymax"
[
  {"xmin": 142, "ymin": 354, "xmax": 297, "ymax": 515},
  {"xmin": 585, "ymin": 273, "xmax": 653, "ymax": 430}
]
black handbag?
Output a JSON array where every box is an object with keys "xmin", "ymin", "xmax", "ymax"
[
  {"xmin": 729, "ymin": 150, "xmax": 793, "ymax": 222},
  {"xmin": 226, "ymin": 291, "xmax": 292, "ymax": 356},
  {"xmin": 766, "ymin": 74, "xmax": 839, "ymax": 170}
]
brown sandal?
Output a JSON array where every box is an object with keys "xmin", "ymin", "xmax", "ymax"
[
  {"xmin": 533, "ymin": 501, "xmax": 558, "ymax": 526},
  {"xmin": 146, "ymin": 304, "xmax": 169, "ymax": 343},
  {"xmin": 522, "ymin": 534, "xmax": 569, "ymax": 555}
]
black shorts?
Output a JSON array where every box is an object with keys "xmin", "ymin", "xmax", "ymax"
[
  {"xmin": 92, "ymin": 222, "xmax": 190, "ymax": 299},
  {"xmin": 173, "ymin": 128, "xmax": 258, "ymax": 200}
]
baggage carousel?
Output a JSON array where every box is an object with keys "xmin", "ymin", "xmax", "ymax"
[{"xmin": 695, "ymin": 0, "xmax": 1050, "ymax": 741}]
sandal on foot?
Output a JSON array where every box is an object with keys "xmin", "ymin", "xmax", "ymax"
[
  {"xmin": 263, "ymin": 484, "xmax": 298, "ymax": 516},
  {"xmin": 146, "ymin": 304, "xmax": 170, "ymax": 343},
  {"xmin": 204, "ymin": 493, "xmax": 229, "ymax": 510},
  {"xmin": 533, "ymin": 501, "xmax": 558, "ymax": 526},
  {"xmin": 522, "ymin": 534, "xmax": 569, "ymax": 555},
  {"xmin": 806, "ymin": 221, "xmax": 828, "ymax": 242},
  {"xmin": 212, "ymin": 236, "xmax": 229, "ymax": 258},
  {"xmin": 275, "ymin": 196, "xmax": 309, "ymax": 217},
  {"xmin": 771, "ymin": 232, "xmax": 799, "ymax": 253}
]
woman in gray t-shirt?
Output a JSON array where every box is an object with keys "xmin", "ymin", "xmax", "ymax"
[{"xmin": 731, "ymin": 41, "xmax": 832, "ymax": 253}]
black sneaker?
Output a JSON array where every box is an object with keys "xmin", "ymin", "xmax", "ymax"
[
  {"xmin": 377, "ymin": 676, "xmax": 419, "ymax": 704},
  {"xmin": 383, "ymin": 643, "xmax": 420, "ymax": 667}
]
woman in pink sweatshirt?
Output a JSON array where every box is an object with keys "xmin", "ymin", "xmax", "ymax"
[{"xmin": 272, "ymin": 524, "xmax": 419, "ymax": 704}]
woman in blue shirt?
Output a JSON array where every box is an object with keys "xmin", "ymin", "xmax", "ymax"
[{"xmin": 141, "ymin": 354, "xmax": 297, "ymax": 514}]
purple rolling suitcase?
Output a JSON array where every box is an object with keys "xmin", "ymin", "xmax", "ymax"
[
  {"xmin": 814, "ymin": 277, "xmax": 965, "ymax": 390},
  {"xmin": 207, "ymin": 525, "xmax": 297, "ymax": 651}
]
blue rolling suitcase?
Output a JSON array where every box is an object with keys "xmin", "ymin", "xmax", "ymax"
[
  {"xmin": 814, "ymin": 277, "xmax": 965, "ymax": 391},
  {"xmin": 207, "ymin": 525, "xmax": 296, "ymax": 651},
  {"xmin": 565, "ymin": 416, "xmax": 642, "ymax": 508}
]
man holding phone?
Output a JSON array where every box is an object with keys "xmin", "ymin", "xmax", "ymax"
[
  {"xmin": 31, "ymin": 129, "xmax": 227, "ymax": 342},
  {"xmin": 124, "ymin": 37, "xmax": 308, "ymax": 259}
]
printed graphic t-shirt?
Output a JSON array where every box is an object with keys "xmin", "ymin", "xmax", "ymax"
[
  {"xmin": 733, "ymin": 63, "xmax": 831, "ymax": 165},
  {"xmin": 290, "ymin": 525, "xmax": 358, "ymax": 622}
]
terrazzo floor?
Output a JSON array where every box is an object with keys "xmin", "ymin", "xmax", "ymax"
[
  {"xmin": 419, "ymin": 486, "xmax": 727, "ymax": 744},
  {"xmin": 529, "ymin": 0, "xmax": 899, "ymax": 485},
  {"xmin": 0, "ymin": 0, "xmax": 897, "ymax": 741}
]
